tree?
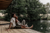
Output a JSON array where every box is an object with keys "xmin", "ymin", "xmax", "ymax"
[
  {"xmin": 4, "ymin": 0, "xmax": 27, "ymax": 21},
  {"xmin": 4, "ymin": 0, "xmax": 46, "ymax": 32},
  {"xmin": 25, "ymin": 0, "xmax": 46, "ymax": 31},
  {"xmin": 45, "ymin": 3, "xmax": 50, "ymax": 20}
]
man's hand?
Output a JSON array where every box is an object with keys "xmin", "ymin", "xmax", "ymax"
[{"xmin": 6, "ymin": 28, "xmax": 10, "ymax": 31}]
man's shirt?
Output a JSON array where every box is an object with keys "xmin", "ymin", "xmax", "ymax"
[{"xmin": 10, "ymin": 17, "xmax": 16, "ymax": 27}]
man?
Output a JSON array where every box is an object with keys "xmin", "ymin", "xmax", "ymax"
[{"xmin": 7, "ymin": 13, "xmax": 16, "ymax": 30}]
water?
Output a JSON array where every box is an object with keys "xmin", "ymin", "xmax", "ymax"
[
  {"xmin": 22, "ymin": 20, "xmax": 50, "ymax": 33},
  {"xmin": 40, "ymin": 20, "xmax": 50, "ymax": 33},
  {"xmin": 28, "ymin": 20, "xmax": 50, "ymax": 33}
]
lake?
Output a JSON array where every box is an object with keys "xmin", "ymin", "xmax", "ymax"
[{"xmin": 34, "ymin": 20, "xmax": 50, "ymax": 33}]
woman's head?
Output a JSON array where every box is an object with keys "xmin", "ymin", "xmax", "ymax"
[
  {"xmin": 15, "ymin": 16, "xmax": 18, "ymax": 19},
  {"xmin": 11, "ymin": 13, "xmax": 16, "ymax": 17}
]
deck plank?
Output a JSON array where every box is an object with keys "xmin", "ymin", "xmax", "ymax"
[
  {"xmin": 28, "ymin": 29, "xmax": 41, "ymax": 33},
  {"xmin": 0, "ymin": 21, "xmax": 41, "ymax": 33},
  {"xmin": 15, "ymin": 29, "xmax": 29, "ymax": 33},
  {"xmin": 0, "ymin": 21, "xmax": 10, "ymax": 24},
  {"xmin": 1, "ymin": 26, "xmax": 8, "ymax": 33},
  {"xmin": 22, "ymin": 29, "xmax": 33, "ymax": 33},
  {"xmin": 0, "ymin": 26, "xmax": 1, "ymax": 33},
  {"xmin": 0, "ymin": 21, "xmax": 2, "ymax": 33},
  {"xmin": 23, "ymin": 29, "xmax": 41, "ymax": 33},
  {"xmin": 8, "ymin": 30, "xmax": 15, "ymax": 33},
  {"xmin": 13, "ymin": 29, "xmax": 21, "ymax": 33}
]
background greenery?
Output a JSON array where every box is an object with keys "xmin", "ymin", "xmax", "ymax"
[{"xmin": 3, "ymin": 0, "xmax": 47, "ymax": 32}]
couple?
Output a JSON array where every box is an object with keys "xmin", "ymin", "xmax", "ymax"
[{"xmin": 7, "ymin": 13, "xmax": 33, "ymax": 30}]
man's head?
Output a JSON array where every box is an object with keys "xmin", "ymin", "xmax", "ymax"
[{"xmin": 11, "ymin": 13, "xmax": 16, "ymax": 17}]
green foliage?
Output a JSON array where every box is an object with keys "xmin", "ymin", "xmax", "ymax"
[
  {"xmin": 0, "ymin": 10, "xmax": 6, "ymax": 13},
  {"xmin": 0, "ymin": 16, "xmax": 4, "ymax": 19},
  {"xmin": 4, "ymin": 0, "xmax": 46, "ymax": 32}
]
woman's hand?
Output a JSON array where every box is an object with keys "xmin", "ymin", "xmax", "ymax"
[{"xmin": 15, "ymin": 16, "xmax": 18, "ymax": 19}]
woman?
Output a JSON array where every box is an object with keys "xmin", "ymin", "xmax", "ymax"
[{"xmin": 15, "ymin": 16, "xmax": 33, "ymax": 29}]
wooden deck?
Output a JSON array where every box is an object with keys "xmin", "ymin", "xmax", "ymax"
[{"xmin": 0, "ymin": 21, "xmax": 41, "ymax": 33}]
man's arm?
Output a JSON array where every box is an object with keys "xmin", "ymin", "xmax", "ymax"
[
  {"xmin": 9, "ymin": 22, "xmax": 12, "ymax": 29},
  {"xmin": 7, "ymin": 22, "xmax": 12, "ymax": 31},
  {"xmin": 9, "ymin": 18, "xmax": 13, "ymax": 29}
]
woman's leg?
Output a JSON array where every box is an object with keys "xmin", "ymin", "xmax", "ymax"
[
  {"xmin": 22, "ymin": 20, "xmax": 26, "ymax": 25},
  {"xmin": 21, "ymin": 25, "xmax": 33, "ymax": 29}
]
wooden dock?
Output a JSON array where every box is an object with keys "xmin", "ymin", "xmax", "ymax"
[{"xmin": 0, "ymin": 21, "xmax": 41, "ymax": 33}]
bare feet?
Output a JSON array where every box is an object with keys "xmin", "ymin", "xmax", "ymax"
[
  {"xmin": 21, "ymin": 25, "xmax": 33, "ymax": 29},
  {"xmin": 30, "ymin": 25, "xmax": 33, "ymax": 28}
]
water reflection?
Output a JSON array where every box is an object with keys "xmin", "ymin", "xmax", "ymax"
[
  {"xmin": 40, "ymin": 20, "xmax": 50, "ymax": 33},
  {"xmin": 22, "ymin": 20, "xmax": 50, "ymax": 33}
]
